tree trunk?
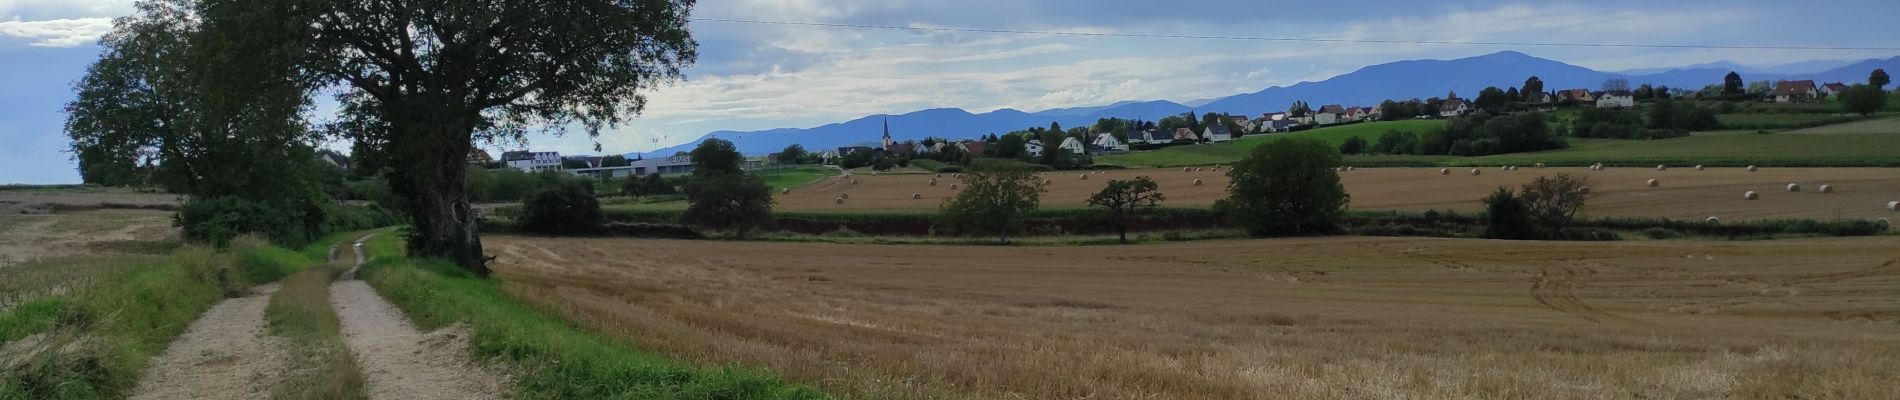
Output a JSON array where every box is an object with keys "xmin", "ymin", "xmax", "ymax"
[
  {"xmin": 387, "ymin": 102, "xmax": 489, "ymax": 276},
  {"xmin": 1117, "ymin": 225, "xmax": 1128, "ymax": 244}
]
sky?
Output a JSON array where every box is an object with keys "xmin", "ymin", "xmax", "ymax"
[{"xmin": 2, "ymin": 0, "xmax": 1897, "ymax": 184}]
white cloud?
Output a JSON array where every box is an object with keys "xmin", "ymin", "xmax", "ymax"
[
  {"xmin": 0, "ymin": 17, "xmax": 112, "ymax": 47},
  {"xmin": 0, "ymin": 0, "xmax": 133, "ymax": 20}
]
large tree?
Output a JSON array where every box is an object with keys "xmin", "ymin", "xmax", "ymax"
[
  {"xmin": 1723, "ymin": 71, "xmax": 1745, "ymax": 96},
  {"xmin": 941, "ymin": 166, "xmax": 1043, "ymax": 244},
  {"xmin": 1522, "ymin": 76, "xmax": 1544, "ymax": 100},
  {"xmin": 1086, "ymin": 177, "xmax": 1165, "ymax": 244},
  {"xmin": 1218, "ymin": 137, "xmax": 1348, "ymax": 236},
  {"xmin": 1871, "ymin": 68, "xmax": 1891, "ymax": 89},
  {"xmin": 681, "ymin": 139, "xmax": 772, "ymax": 239},
  {"xmin": 272, "ymin": 0, "xmax": 697, "ymax": 274}
]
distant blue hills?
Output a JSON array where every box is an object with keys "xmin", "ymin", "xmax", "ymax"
[{"xmin": 643, "ymin": 51, "xmax": 1898, "ymax": 157}]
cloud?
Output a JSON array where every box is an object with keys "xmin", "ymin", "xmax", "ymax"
[{"xmin": 0, "ymin": 17, "xmax": 112, "ymax": 47}]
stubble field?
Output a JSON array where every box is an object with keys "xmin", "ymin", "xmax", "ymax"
[
  {"xmin": 774, "ymin": 166, "xmax": 1900, "ymax": 221},
  {"xmin": 487, "ymin": 235, "xmax": 1900, "ymax": 399}
]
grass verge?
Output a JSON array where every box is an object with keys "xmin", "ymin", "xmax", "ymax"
[
  {"xmin": 0, "ymin": 237, "xmax": 333, "ymax": 399},
  {"xmin": 354, "ymin": 234, "xmax": 827, "ymax": 399},
  {"xmin": 264, "ymin": 240, "xmax": 366, "ymax": 400}
]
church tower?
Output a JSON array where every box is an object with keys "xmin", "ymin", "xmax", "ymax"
[{"xmin": 881, "ymin": 117, "xmax": 894, "ymax": 150}]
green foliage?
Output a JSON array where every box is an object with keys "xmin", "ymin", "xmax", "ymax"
[
  {"xmin": 1218, "ymin": 137, "xmax": 1348, "ymax": 236},
  {"xmin": 466, "ymin": 168, "xmax": 591, "ymax": 203},
  {"xmin": 356, "ymin": 244, "xmax": 826, "ymax": 399},
  {"xmin": 1338, "ymin": 136, "xmax": 1369, "ymax": 155},
  {"xmin": 1372, "ymin": 130, "xmax": 1421, "ymax": 155},
  {"xmin": 940, "ymin": 166, "xmax": 1044, "ymax": 243},
  {"xmin": 175, "ymin": 196, "xmax": 399, "ymax": 249},
  {"xmin": 1086, "ymin": 176, "xmax": 1166, "ymax": 243},
  {"xmin": 1572, "ymin": 107, "xmax": 1687, "ymax": 140},
  {"xmin": 520, "ymin": 182, "xmax": 605, "ymax": 235},
  {"xmin": 621, "ymin": 173, "xmax": 680, "ymax": 198},
  {"xmin": 682, "ymin": 139, "xmax": 774, "ymax": 239},
  {"xmin": 1839, "ymin": 84, "xmax": 1888, "ymax": 115},
  {"xmin": 1482, "ymin": 187, "xmax": 1536, "ymax": 239}
]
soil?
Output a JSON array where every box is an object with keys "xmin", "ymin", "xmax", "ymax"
[
  {"xmin": 331, "ymin": 236, "xmax": 511, "ymax": 400},
  {"xmin": 128, "ymin": 284, "xmax": 289, "ymax": 400},
  {"xmin": 0, "ymin": 209, "xmax": 177, "ymax": 267}
]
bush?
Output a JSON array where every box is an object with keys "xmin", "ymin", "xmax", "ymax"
[
  {"xmin": 940, "ymin": 166, "xmax": 1043, "ymax": 243},
  {"xmin": 1219, "ymin": 137, "xmax": 1347, "ymax": 236},
  {"xmin": 1640, "ymin": 227, "xmax": 1682, "ymax": 239},
  {"xmin": 1338, "ymin": 136, "xmax": 1368, "ymax": 155},
  {"xmin": 1482, "ymin": 187, "xmax": 1536, "ymax": 239},
  {"xmin": 176, "ymin": 196, "xmax": 394, "ymax": 249},
  {"xmin": 519, "ymin": 182, "xmax": 604, "ymax": 235}
]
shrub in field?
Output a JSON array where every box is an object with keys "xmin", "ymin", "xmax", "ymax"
[
  {"xmin": 1482, "ymin": 187, "xmax": 1536, "ymax": 240},
  {"xmin": 940, "ymin": 166, "xmax": 1044, "ymax": 243},
  {"xmin": 1519, "ymin": 173, "xmax": 1593, "ymax": 232},
  {"xmin": 520, "ymin": 182, "xmax": 604, "ymax": 235},
  {"xmin": 1641, "ymin": 227, "xmax": 1683, "ymax": 239},
  {"xmin": 1086, "ymin": 176, "xmax": 1166, "ymax": 244},
  {"xmin": 1218, "ymin": 137, "xmax": 1348, "ymax": 236},
  {"xmin": 1338, "ymin": 136, "xmax": 1368, "ymax": 155},
  {"xmin": 177, "ymin": 196, "xmax": 393, "ymax": 248}
]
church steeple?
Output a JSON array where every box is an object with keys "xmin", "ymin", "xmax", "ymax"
[{"xmin": 881, "ymin": 116, "xmax": 894, "ymax": 150}]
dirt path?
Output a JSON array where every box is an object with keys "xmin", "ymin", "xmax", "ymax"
[
  {"xmin": 331, "ymin": 235, "xmax": 510, "ymax": 400},
  {"xmin": 128, "ymin": 284, "xmax": 290, "ymax": 400}
]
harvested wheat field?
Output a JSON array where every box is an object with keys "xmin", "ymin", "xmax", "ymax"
[
  {"xmin": 775, "ymin": 167, "xmax": 1900, "ymax": 221},
  {"xmin": 488, "ymin": 235, "xmax": 1900, "ymax": 399}
]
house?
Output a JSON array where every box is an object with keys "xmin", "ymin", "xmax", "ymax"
[
  {"xmin": 1596, "ymin": 91, "xmax": 1635, "ymax": 108},
  {"xmin": 1261, "ymin": 112, "xmax": 1288, "ymax": 121},
  {"xmin": 1344, "ymin": 107, "xmax": 1368, "ymax": 122},
  {"xmin": 957, "ymin": 141, "xmax": 988, "ymax": 156},
  {"xmin": 1314, "ymin": 105, "xmax": 1347, "ymax": 125},
  {"xmin": 1525, "ymin": 91, "xmax": 1556, "ymax": 104},
  {"xmin": 1024, "ymin": 139, "xmax": 1045, "ymax": 158},
  {"xmin": 467, "ymin": 149, "xmax": 494, "ymax": 166},
  {"xmin": 1258, "ymin": 119, "xmax": 1298, "ymax": 134},
  {"xmin": 502, "ymin": 151, "xmax": 562, "ymax": 172},
  {"xmin": 562, "ymin": 155, "xmax": 604, "ymax": 169},
  {"xmin": 316, "ymin": 150, "xmax": 350, "ymax": 170},
  {"xmin": 1201, "ymin": 123, "xmax": 1234, "ymax": 143},
  {"xmin": 1058, "ymin": 136, "xmax": 1088, "ymax": 154},
  {"xmin": 1172, "ymin": 128, "xmax": 1200, "ymax": 142},
  {"xmin": 1366, "ymin": 106, "xmax": 1383, "ymax": 120},
  {"xmin": 885, "ymin": 141, "xmax": 916, "ymax": 157},
  {"xmin": 1091, "ymin": 133, "xmax": 1128, "ymax": 153},
  {"xmin": 837, "ymin": 146, "xmax": 874, "ymax": 157},
  {"xmin": 1439, "ymin": 99, "xmax": 1471, "ymax": 118},
  {"xmin": 1557, "ymin": 89, "xmax": 1594, "ymax": 103},
  {"xmin": 1772, "ymin": 80, "xmax": 1818, "ymax": 103},
  {"xmin": 1819, "ymin": 82, "xmax": 1849, "ymax": 97}
]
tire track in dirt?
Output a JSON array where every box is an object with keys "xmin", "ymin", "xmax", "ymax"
[
  {"xmin": 1530, "ymin": 267, "xmax": 1644, "ymax": 325},
  {"xmin": 128, "ymin": 284, "xmax": 289, "ymax": 400},
  {"xmin": 331, "ymin": 235, "xmax": 511, "ymax": 400}
]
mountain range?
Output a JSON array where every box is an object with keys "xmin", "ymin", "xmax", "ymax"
[{"xmin": 642, "ymin": 51, "xmax": 1898, "ymax": 157}]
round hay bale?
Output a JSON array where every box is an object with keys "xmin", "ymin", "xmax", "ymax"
[
  {"xmin": 780, "ymin": 188, "xmax": 791, "ymax": 195},
  {"xmin": 1183, "ymin": 167, "xmax": 1192, "ymax": 172},
  {"xmin": 1888, "ymin": 201, "xmax": 1898, "ymax": 212},
  {"xmin": 911, "ymin": 193, "xmax": 921, "ymax": 200},
  {"xmin": 1578, "ymin": 186, "xmax": 1591, "ymax": 195},
  {"xmin": 1193, "ymin": 178, "xmax": 1204, "ymax": 186},
  {"xmin": 935, "ymin": 173, "xmax": 942, "ymax": 178},
  {"xmin": 1440, "ymin": 168, "xmax": 1450, "ymax": 175},
  {"xmin": 851, "ymin": 179, "xmax": 860, "ymax": 184},
  {"xmin": 1535, "ymin": 163, "xmax": 1546, "ymax": 169},
  {"xmin": 1043, "ymin": 179, "xmax": 1053, "ymax": 185},
  {"xmin": 1706, "ymin": 217, "xmax": 1721, "ymax": 224},
  {"xmin": 1877, "ymin": 218, "xmax": 1891, "ymax": 229},
  {"xmin": 841, "ymin": 193, "xmax": 849, "ymax": 199},
  {"xmin": 1647, "ymin": 179, "xmax": 1660, "ymax": 188},
  {"xmin": 835, "ymin": 197, "xmax": 845, "ymax": 204},
  {"xmin": 954, "ymin": 173, "xmax": 961, "ymax": 178},
  {"xmin": 1656, "ymin": 164, "xmax": 1667, "ymax": 171},
  {"xmin": 1079, "ymin": 174, "xmax": 1089, "ymax": 180},
  {"xmin": 873, "ymin": 171, "xmax": 880, "ymax": 176},
  {"xmin": 1470, "ymin": 168, "xmax": 1482, "ymax": 176},
  {"xmin": 950, "ymin": 184, "xmax": 959, "ymax": 190},
  {"xmin": 1786, "ymin": 183, "xmax": 1801, "ymax": 193},
  {"xmin": 1695, "ymin": 165, "xmax": 1705, "ymax": 171},
  {"xmin": 928, "ymin": 179, "xmax": 938, "ymax": 186},
  {"xmin": 1346, "ymin": 166, "xmax": 1356, "ymax": 171},
  {"xmin": 1819, "ymin": 184, "xmax": 1834, "ymax": 193},
  {"xmin": 1747, "ymin": 165, "xmax": 1758, "ymax": 172},
  {"xmin": 1744, "ymin": 191, "xmax": 1760, "ymax": 200}
]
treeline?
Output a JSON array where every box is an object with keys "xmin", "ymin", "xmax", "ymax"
[{"xmin": 1342, "ymin": 111, "xmax": 1564, "ymax": 157}]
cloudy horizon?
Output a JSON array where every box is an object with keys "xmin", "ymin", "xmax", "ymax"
[{"xmin": 4, "ymin": 0, "xmax": 1897, "ymax": 184}]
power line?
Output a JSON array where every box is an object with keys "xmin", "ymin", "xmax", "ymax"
[{"xmin": 689, "ymin": 17, "xmax": 1900, "ymax": 51}]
